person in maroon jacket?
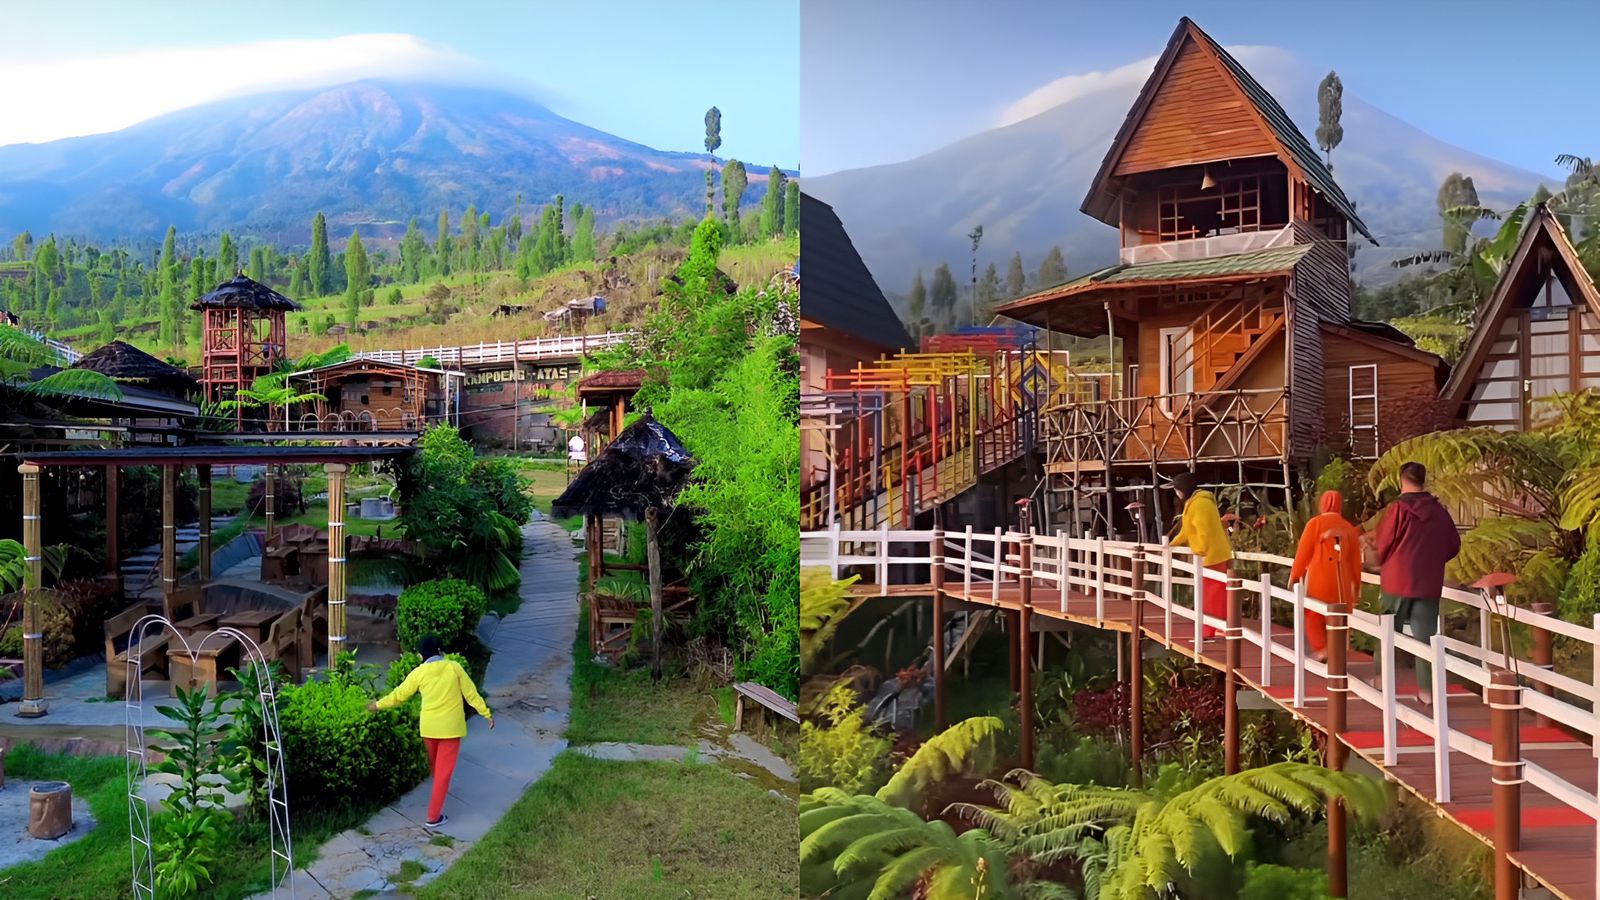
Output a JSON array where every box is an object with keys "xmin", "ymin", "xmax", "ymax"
[{"xmin": 1375, "ymin": 461, "xmax": 1461, "ymax": 705}]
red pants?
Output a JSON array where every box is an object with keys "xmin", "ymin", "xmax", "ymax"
[
  {"xmin": 1202, "ymin": 562, "xmax": 1228, "ymax": 638},
  {"xmin": 424, "ymin": 737, "xmax": 461, "ymax": 822}
]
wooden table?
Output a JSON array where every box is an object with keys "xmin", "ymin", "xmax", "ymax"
[
  {"xmin": 167, "ymin": 631, "xmax": 240, "ymax": 697},
  {"xmin": 220, "ymin": 609, "xmax": 280, "ymax": 644},
  {"xmin": 261, "ymin": 545, "xmax": 297, "ymax": 583},
  {"xmin": 171, "ymin": 613, "xmax": 220, "ymax": 641}
]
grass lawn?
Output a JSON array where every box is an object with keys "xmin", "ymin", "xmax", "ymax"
[
  {"xmin": 0, "ymin": 745, "xmax": 384, "ymax": 900},
  {"xmin": 417, "ymin": 752, "xmax": 797, "ymax": 900},
  {"xmin": 568, "ymin": 598, "xmax": 710, "ymax": 745},
  {"xmin": 522, "ymin": 465, "xmax": 575, "ymax": 514}
]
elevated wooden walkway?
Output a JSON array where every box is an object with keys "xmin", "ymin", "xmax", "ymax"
[{"xmin": 804, "ymin": 525, "xmax": 1600, "ymax": 900}]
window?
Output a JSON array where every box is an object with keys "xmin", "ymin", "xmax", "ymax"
[
  {"xmin": 1158, "ymin": 327, "xmax": 1193, "ymax": 411},
  {"xmin": 1157, "ymin": 175, "xmax": 1263, "ymax": 242}
]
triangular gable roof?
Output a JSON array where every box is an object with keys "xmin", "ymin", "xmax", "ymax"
[
  {"xmin": 799, "ymin": 191, "xmax": 914, "ymax": 351},
  {"xmin": 1080, "ymin": 17, "xmax": 1374, "ymax": 245},
  {"xmin": 1441, "ymin": 204, "xmax": 1600, "ymax": 407}
]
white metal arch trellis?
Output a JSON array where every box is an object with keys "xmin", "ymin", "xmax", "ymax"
[{"xmin": 124, "ymin": 617, "xmax": 295, "ymax": 899}]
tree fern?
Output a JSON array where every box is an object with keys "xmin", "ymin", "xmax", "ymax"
[
  {"xmin": 876, "ymin": 716, "xmax": 1004, "ymax": 810},
  {"xmin": 802, "ymin": 567, "xmax": 859, "ymax": 670}
]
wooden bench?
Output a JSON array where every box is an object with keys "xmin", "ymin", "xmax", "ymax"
[
  {"xmin": 260, "ymin": 607, "xmax": 302, "ymax": 682},
  {"xmin": 733, "ymin": 681, "xmax": 798, "ymax": 732},
  {"xmin": 105, "ymin": 602, "xmax": 171, "ymax": 698}
]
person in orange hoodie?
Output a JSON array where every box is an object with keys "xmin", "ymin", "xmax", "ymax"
[{"xmin": 1288, "ymin": 490, "xmax": 1363, "ymax": 663}]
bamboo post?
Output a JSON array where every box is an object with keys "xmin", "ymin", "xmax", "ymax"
[
  {"xmin": 1531, "ymin": 601, "xmax": 1556, "ymax": 728},
  {"xmin": 17, "ymin": 464, "xmax": 46, "ymax": 718},
  {"xmin": 1018, "ymin": 527, "xmax": 1035, "ymax": 772},
  {"xmin": 197, "ymin": 464, "xmax": 212, "ymax": 582},
  {"xmin": 264, "ymin": 466, "xmax": 278, "ymax": 544},
  {"xmin": 1224, "ymin": 574, "xmax": 1243, "ymax": 775},
  {"xmin": 161, "ymin": 465, "xmax": 177, "ymax": 598},
  {"xmin": 1130, "ymin": 545, "xmax": 1146, "ymax": 788},
  {"xmin": 646, "ymin": 506, "xmax": 665, "ymax": 681},
  {"xmin": 105, "ymin": 465, "xmax": 119, "ymax": 579},
  {"xmin": 1326, "ymin": 600, "xmax": 1350, "ymax": 898},
  {"xmin": 325, "ymin": 463, "xmax": 348, "ymax": 662},
  {"xmin": 1489, "ymin": 667, "xmax": 1523, "ymax": 900},
  {"xmin": 931, "ymin": 528, "xmax": 947, "ymax": 732}
]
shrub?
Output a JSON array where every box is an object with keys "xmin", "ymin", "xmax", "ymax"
[
  {"xmin": 386, "ymin": 287, "xmax": 404, "ymax": 305},
  {"xmin": 798, "ymin": 684, "xmax": 891, "ymax": 794},
  {"xmin": 395, "ymin": 579, "xmax": 488, "ymax": 651},
  {"xmin": 278, "ymin": 677, "xmax": 427, "ymax": 807},
  {"xmin": 1241, "ymin": 863, "xmax": 1328, "ymax": 900},
  {"xmin": 385, "ymin": 649, "xmax": 477, "ymax": 692},
  {"xmin": 0, "ymin": 626, "xmax": 21, "ymax": 658},
  {"xmin": 54, "ymin": 579, "xmax": 127, "ymax": 657}
]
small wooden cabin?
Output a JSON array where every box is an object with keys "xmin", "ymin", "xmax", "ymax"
[
  {"xmin": 994, "ymin": 17, "xmax": 1444, "ymax": 535},
  {"xmin": 286, "ymin": 358, "xmax": 461, "ymax": 433},
  {"xmin": 1440, "ymin": 204, "xmax": 1600, "ymax": 430}
]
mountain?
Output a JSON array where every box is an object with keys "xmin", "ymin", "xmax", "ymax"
[
  {"xmin": 807, "ymin": 50, "xmax": 1558, "ymax": 308},
  {"xmin": 0, "ymin": 79, "xmax": 784, "ymax": 243}
]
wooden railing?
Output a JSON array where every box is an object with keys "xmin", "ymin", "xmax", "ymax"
[
  {"xmin": 352, "ymin": 332, "xmax": 633, "ymax": 368},
  {"xmin": 1043, "ymin": 387, "xmax": 1287, "ymax": 470},
  {"xmin": 801, "ymin": 524, "xmax": 1600, "ymax": 893}
]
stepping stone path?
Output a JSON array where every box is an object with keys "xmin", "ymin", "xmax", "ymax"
[{"xmin": 255, "ymin": 512, "xmax": 578, "ymax": 898}]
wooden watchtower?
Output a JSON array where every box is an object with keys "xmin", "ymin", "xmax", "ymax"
[{"xmin": 192, "ymin": 275, "xmax": 300, "ymax": 428}]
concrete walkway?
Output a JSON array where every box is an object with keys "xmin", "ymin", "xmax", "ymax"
[{"xmin": 265, "ymin": 513, "xmax": 578, "ymax": 898}]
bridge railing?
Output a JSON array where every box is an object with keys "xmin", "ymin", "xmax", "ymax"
[
  {"xmin": 352, "ymin": 331, "xmax": 634, "ymax": 367},
  {"xmin": 802, "ymin": 525, "xmax": 1600, "ymax": 888}
]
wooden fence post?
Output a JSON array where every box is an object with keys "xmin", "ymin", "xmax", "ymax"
[
  {"xmin": 1018, "ymin": 528, "xmax": 1035, "ymax": 771},
  {"xmin": 1489, "ymin": 667, "xmax": 1523, "ymax": 900},
  {"xmin": 931, "ymin": 528, "xmax": 947, "ymax": 732},
  {"xmin": 1130, "ymin": 545, "xmax": 1146, "ymax": 788},
  {"xmin": 1326, "ymin": 600, "xmax": 1350, "ymax": 898},
  {"xmin": 1224, "ymin": 574, "xmax": 1243, "ymax": 775}
]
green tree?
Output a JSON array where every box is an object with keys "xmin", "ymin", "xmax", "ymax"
[
  {"xmin": 400, "ymin": 217, "xmax": 425, "ymax": 284},
  {"xmin": 571, "ymin": 206, "xmax": 597, "ymax": 263},
  {"xmin": 906, "ymin": 271, "xmax": 927, "ymax": 338},
  {"xmin": 188, "ymin": 257, "xmax": 205, "ymax": 309},
  {"xmin": 343, "ymin": 229, "xmax": 369, "ymax": 329},
  {"xmin": 309, "ymin": 212, "xmax": 332, "ymax": 295},
  {"xmin": 158, "ymin": 225, "xmax": 178, "ymax": 347},
  {"xmin": 785, "ymin": 180, "xmax": 800, "ymax": 236},
  {"xmin": 1316, "ymin": 70, "xmax": 1344, "ymax": 169},
  {"xmin": 976, "ymin": 262, "xmax": 1000, "ymax": 321},
  {"xmin": 435, "ymin": 210, "xmax": 451, "ymax": 278},
  {"xmin": 762, "ymin": 167, "xmax": 788, "ymax": 238},
  {"xmin": 217, "ymin": 233, "xmax": 238, "ymax": 278},
  {"xmin": 1438, "ymin": 172, "xmax": 1481, "ymax": 257},
  {"xmin": 10, "ymin": 231, "xmax": 31, "ymax": 262},
  {"xmin": 1005, "ymin": 251, "xmax": 1026, "ymax": 298},
  {"xmin": 248, "ymin": 246, "xmax": 265, "ymax": 283},
  {"xmin": 721, "ymin": 159, "xmax": 748, "ymax": 232},
  {"xmin": 704, "ymin": 105, "xmax": 722, "ymax": 215},
  {"xmin": 1036, "ymin": 244, "xmax": 1068, "ymax": 288},
  {"xmin": 929, "ymin": 263, "xmax": 958, "ymax": 332}
]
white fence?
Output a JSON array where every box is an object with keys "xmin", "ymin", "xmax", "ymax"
[{"xmin": 352, "ymin": 331, "xmax": 634, "ymax": 367}]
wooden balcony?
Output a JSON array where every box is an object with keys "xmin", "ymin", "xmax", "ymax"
[
  {"xmin": 1119, "ymin": 223, "xmax": 1294, "ymax": 266},
  {"xmin": 1042, "ymin": 387, "xmax": 1288, "ymax": 471}
]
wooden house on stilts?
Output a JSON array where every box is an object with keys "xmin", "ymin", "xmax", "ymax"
[{"xmin": 995, "ymin": 17, "xmax": 1445, "ymax": 538}]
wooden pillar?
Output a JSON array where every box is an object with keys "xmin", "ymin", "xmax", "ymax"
[
  {"xmin": 1008, "ymin": 607, "xmax": 1021, "ymax": 693},
  {"xmin": 1224, "ymin": 574, "xmax": 1243, "ymax": 775},
  {"xmin": 104, "ymin": 465, "xmax": 120, "ymax": 579},
  {"xmin": 1129, "ymin": 546, "xmax": 1146, "ymax": 787},
  {"xmin": 646, "ymin": 506, "xmax": 664, "ymax": 681},
  {"xmin": 931, "ymin": 528, "xmax": 947, "ymax": 732},
  {"xmin": 1326, "ymin": 600, "xmax": 1351, "ymax": 898},
  {"xmin": 1531, "ymin": 601, "xmax": 1556, "ymax": 728},
  {"xmin": 264, "ymin": 466, "xmax": 277, "ymax": 543},
  {"xmin": 1018, "ymin": 529, "xmax": 1034, "ymax": 771},
  {"xmin": 1489, "ymin": 667, "xmax": 1523, "ymax": 900},
  {"xmin": 611, "ymin": 395, "xmax": 626, "ymax": 441},
  {"xmin": 17, "ymin": 464, "xmax": 46, "ymax": 717},
  {"xmin": 161, "ymin": 465, "xmax": 177, "ymax": 598},
  {"xmin": 324, "ymin": 463, "xmax": 348, "ymax": 662},
  {"xmin": 197, "ymin": 464, "xmax": 212, "ymax": 582}
]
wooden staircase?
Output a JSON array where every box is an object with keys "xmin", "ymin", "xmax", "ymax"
[{"xmin": 1171, "ymin": 288, "xmax": 1286, "ymax": 390}]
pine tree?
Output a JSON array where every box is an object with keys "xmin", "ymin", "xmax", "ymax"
[
  {"xmin": 309, "ymin": 212, "xmax": 332, "ymax": 295},
  {"xmin": 930, "ymin": 263, "xmax": 958, "ymax": 332},
  {"xmin": 218, "ymin": 233, "xmax": 238, "ymax": 278},
  {"xmin": 1035, "ymin": 245, "xmax": 1067, "ymax": 288},
  {"xmin": 704, "ymin": 106, "xmax": 722, "ymax": 216},
  {"xmin": 722, "ymin": 160, "xmax": 748, "ymax": 233},
  {"xmin": 906, "ymin": 271, "xmax": 927, "ymax": 339},
  {"xmin": 554, "ymin": 195, "xmax": 567, "ymax": 264},
  {"xmin": 248, "ymin": 246, "xmax": 265, "ymax": 283},
  {"xmin": 1005, "ymin": 252, "xmax": 1026, "ymax": 298},
  {"xmin": 288, "ymin": 265, "xmax": 304, "ymax": 300},
  {"xmin": 1316, "ymin": 71, "xmax": 1344, "ymax": 170},
  {"xmin": 400, "ymin": 217, "xmax": 425, "ymax": 284},
  {"xmin": 762, "ymin": 167, "xmax": 788, "ymax": 237},
  {"xmin": 435, "ymin": 210, "xmax": 451, "ymax": 277},
  {"xmin": 189, "ymin": 257, "xmax": 205, "ymax": 307},
  {"xmin": 158, "ymin": 226, "xmax": 178, "ymax": 346},
  {"xmin": 785, "ymin": 181, "xmax": 800, "ymax": 236},
  {"xmin": 344, "ymin": 228, "xmax": 369, "ymax": 329},
  {"xmin": 1438, "ymin": 172, "xmax": 1481, "ymax": 256},
  {"xmin": 463, "ymin": 204, "xmax": 480, "ymax": 274},
  {"xmin": 976, "ymin": 263, "xmax": 1000, "ymax": 320},
  {"xmin": 572, "ymin": 207, "xmax": 597, "ymax": 263}
]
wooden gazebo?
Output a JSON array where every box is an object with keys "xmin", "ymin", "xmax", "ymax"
[{"xmin": 192, "ymin": 275, "xmax": 300, "ymax": 429}]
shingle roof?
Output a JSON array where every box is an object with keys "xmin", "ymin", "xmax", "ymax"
[
  {"xmin": 798, "ymin": 192, "xmax": 913, "ymax": 352},
  {"xmin": 191, "ymin": 274, "xmax": 301, "ymax": 311},
  {"xmin": 1081, "ymin": 18, "xmax": 1374, "ymax": 245},
  {"xmin": 72, "ymin": 340, "xmax": 198, "ymax": 391}
]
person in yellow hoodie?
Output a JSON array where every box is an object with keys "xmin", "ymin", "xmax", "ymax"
[
  {"xmin": 368, "ymin": 634, "xmax": 494, "ymax": 829},
  {"xmin": 1167, "ymin": 472, "xmax": 1233, "ymax": 638}
]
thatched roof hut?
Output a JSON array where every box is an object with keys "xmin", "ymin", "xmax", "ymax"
[
  {"xmin": 72, "ymin": 341, "xmax": 199, "ymax": 397},
  {"xmin": 191, "ymin": 274, "xmax": 301, "ymax": 311},
  {"xmin": 553, "ymin": 414, "xmax": 694, "ymax": 521}
]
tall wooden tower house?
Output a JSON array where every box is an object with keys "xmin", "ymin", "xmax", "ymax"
[
  {"xmin": 192, "ymin": 274, "xmax": 300, "ymax": 427},
  {"xmin": 996, "ymin": 18, "xmax": 1445, "ymax": 538}
]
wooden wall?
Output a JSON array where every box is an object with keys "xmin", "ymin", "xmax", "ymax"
[
  {"xmin": 1286, "ymin": 218, "xmax": 1353, "ymax": 458},
  {"xmin": 1321, "ymin": 330, "xmax": 1445, "ymax": 457},
  {"xmin": 1114, "ymin": 37, "xmax": 1275, "ymax": 176}
]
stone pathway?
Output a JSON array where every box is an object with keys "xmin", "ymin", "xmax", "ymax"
[
  {"xmin": 574, "ymin": 732, "xmax": 795, "ymax": 785},
  {"xmin": 262, "ymin": 513, "xmax": 577, "ymax": 898}
]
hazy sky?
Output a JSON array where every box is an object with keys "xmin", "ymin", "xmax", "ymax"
[
  {"xmin": 803, "ymin": 0, "xmax": 1600, "ymax": 177},
  {"xmin": 0, "ymin": 0, "xmax": 800, "ymax": 167}
]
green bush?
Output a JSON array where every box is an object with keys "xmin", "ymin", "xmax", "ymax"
[
  {"xmin": 385, "ymin": 649, "xmax": 478, "ymax": 693},
  {"xmin": 0, "ymin": 626, "xmax": 21, "ymax": 658},
  {"xmin": 278, "ymin": 678, "xmax": 427, "ymax": 808},
  {"xmin": 1241, "ymin": 862, "xmax": 1328, "ymax": 899},
  {"xmin": 395, "ymin": 579, "xmax": 488, "ymax": 651},
  {"xmin": 797, "ymin": 684, "xmax": 890, "ymax": 794}
]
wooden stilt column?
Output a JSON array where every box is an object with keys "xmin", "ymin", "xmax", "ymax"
[
  {"xmin": 324, "ymin": 463, "xmax": 348, "ymax": 662},
  {"xmin": 1018, "ymin": 528, "xmax": 1034, "ymax": 771},
  {"xmin": 105, "ymin": 465, "xmax": 120, "ymax": 580},
  {"xmin": 264, "ymin": 466, "xmax": 277, "ymax": 543},
  {"xmin": 17, "ymin": 464, "xmax": 46, "ymax": 718},
  {"xmin": 1129, "ymin": 546, "xmax": 1146, "ymax": 787},
  {"xmin": 1489, "ymin": 667, "xmax": 1523, "ymax": 900},
  {"xmin": 1224, "ymin": 574, "xmax": 1243, "ymax": 775},
  {"xmin": 197, "ymin": 464, "xmax": 212, "ymax": 582},
  {"xmin": 1326, "ymin": 600, "xmax": 1351, "ymax": 898},
  {"xmin": 931, "ymin": 528, "xmax": 947, "ymax": 731},
  {"xmin": 646, "ymin": 506, "xmax": 664, "ymax": 681},
  {"xmin": 1531, "ymin": 601, "xmax": 1556, "ymax": 728},
  {"xmin": 611, "ymin": 396, "xmax": 626, "ymax": 441},
  {"xmin": 161, "ymin": 465, "xmax": 177, "ymax": 599},
  {"xmin": 1008, "ymin": 607, "xmax": 1021, "ymax": 693}
]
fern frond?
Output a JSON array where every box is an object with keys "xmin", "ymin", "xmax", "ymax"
[
  {"xmin": 875, "ymin": 716, "xmax": 1004, "ymax": 809},
  {"xmin": 24, "ymin": 369, "xmax": 123, "ymax": 401}
]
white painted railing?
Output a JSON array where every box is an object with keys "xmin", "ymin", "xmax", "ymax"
[
  {"xmin": 801, "ymin": 525, "xmax": 1600, "ymax": 889},
  {"xmin": 352, "ymin": 331, "xmax": 634, "ymax": 367}
]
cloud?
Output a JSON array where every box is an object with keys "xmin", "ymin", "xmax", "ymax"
[
  {"xmin": 0, "ymin": 33, "xmax": 491, "ymax": 147},
  {"xmin": 994, "ymin": 45, "xmax": 1288, "ymax": 128}
]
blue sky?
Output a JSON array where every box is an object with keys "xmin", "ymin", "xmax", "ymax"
[
  {"xmin": 802, "ymin": 0, "xmax": 1600, "ymax": 177},
  {"xmin": 0, "ymin": 0, "xmax": 799, "ymax": 168}
]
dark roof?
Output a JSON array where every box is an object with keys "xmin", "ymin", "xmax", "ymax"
[
  {"xmin": 798, "ymin": 192, "xmax": 913, "ymax": 351},
  {"xmin": 191, "ymin": 275, "xmax": 301, "ymax": 312},
  {"xmin": 72, "ymin": 341, "xmax": 199, "ymax": 391},
  {"xmin": 1344, "ymin": 319, "xmax": 1418, "ymax": 347},
  {"xmin": 552, "ymin": 415, "xmax": 695, "ymax": 520},
  {"xmin": 22, "ymin": 445, "xmax": 410, "ymax": 467},
  {"xmin": 576, "ymin": 369, "xmax": 645, "ymax": 394},
  {"xmin": 1081, "ymin": 18, "xmax": 1374, "ymax": 245}
]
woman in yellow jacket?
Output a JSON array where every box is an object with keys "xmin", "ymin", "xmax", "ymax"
[
  {"xmin": 1168, "ymin": 472, "xmax": 1233, "ymax": 638},
  {"xmin": 369, "ymin": 634, "xmax": 494, "ymax": 829}
]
